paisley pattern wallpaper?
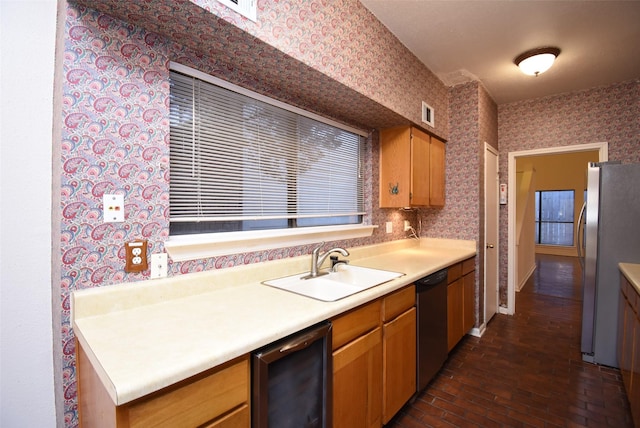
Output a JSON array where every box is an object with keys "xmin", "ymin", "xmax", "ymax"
[
  {"xmin": 59, "ymin": 1, "xmax": 449, "ymax": 424},
  {"xmin": 497, "ymin": 79, "xmax": 640, "ymax": 303}
]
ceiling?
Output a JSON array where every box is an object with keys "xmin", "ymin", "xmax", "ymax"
[{"xmin": 359, "ymin": 0, "xmax": 640, "ymax": 105}]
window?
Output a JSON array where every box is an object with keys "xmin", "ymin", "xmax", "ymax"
[
  {"xmin": 169, "ymin": 66, "xmax": 365, "ymax": 237},
  {"xmin": 215, "ymin": 0, "xmax": 257, "ymax": 21},
  {"xmin": 535, "ymin": 190, "xmax": 575, "ymax": 246}
]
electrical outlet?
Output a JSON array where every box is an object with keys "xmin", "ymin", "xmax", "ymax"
[
  {"xmin": 103, "ymin": 194, "xmax": 124, "ymax": 223},
  {"xmin": 125, "ymin": 240, "xmax": 148, "ymax": 273},
  {"xmin": 150, "ymin": 253, "xmax": 168, "ymax": 279},
  {"xmin": 404, "ymin": 220, "xmax": 411, "ymax": 231},
  {"xmin": 386, "ymin": 221, "xmax": 392, "ymax": 234}
]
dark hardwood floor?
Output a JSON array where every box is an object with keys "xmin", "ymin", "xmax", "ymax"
[{"xmin": 387, "ymin": 254, "xmax": 634, "ymax": 427}]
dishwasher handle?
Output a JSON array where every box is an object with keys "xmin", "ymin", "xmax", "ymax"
[{"xmin": 415, "ymin": 269, "xmax": 448, "ymax": 288}]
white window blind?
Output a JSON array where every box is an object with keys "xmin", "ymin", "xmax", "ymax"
[{"xmin": 169, "ymin": 69, "xmax": 365, "ymax": 235}]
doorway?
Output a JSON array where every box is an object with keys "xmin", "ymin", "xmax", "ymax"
[{"xmin": 505, "ymin": 142, "xmax": 608, "ymax": 314}]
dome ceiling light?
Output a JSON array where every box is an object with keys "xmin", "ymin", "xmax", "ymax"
[{"xmin": 514, "ymin": 47, "xmax": 561, "ymax": 76}]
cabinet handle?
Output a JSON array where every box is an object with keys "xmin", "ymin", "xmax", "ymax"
[{"xmin": 486, "ymin": 244, "xmax": 494, "ymax": 249}]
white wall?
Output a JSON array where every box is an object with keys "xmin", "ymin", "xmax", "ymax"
[{"xmin": 1, "ymin": 1, "xmax": 58, "ymax": 426}]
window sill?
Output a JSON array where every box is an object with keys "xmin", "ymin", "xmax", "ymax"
[{"xmin": 164, "ymin": 224, "xmax": 378, "ymax": 262}]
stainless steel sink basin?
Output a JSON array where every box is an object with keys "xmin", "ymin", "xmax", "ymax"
[{"xmin": 262, "ymin": 265, "xmax": 405, "ymax": 301}]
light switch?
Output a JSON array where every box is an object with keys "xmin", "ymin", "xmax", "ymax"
[
  {"xmin": 386, "ymin": 221, "xmax": 392, "ymax": 234},
  {"xmin": 103, "ymin": 194, "xmax": 124, "ymax": 223}
]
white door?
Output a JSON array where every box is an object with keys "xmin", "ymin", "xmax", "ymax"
[{"xmin": 484, "ymin": 144, "xmax": 499, "ymax": 323}]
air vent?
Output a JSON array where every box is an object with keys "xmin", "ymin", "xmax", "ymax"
[
  {"xmin": 422, "ymin": 102, "xmax": 434, "ymax": 127},
  {"xmin": 216, "ymin": 0, "xmax": 256, "ymax": 21}
]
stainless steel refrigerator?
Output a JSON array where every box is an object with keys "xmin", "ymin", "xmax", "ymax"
[{"xmin": 578, "ymin": 162, "xmax": 640, "ymax": 367}]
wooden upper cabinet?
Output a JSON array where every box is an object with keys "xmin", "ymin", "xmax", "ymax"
[
  {"xmin": 379, "ymin": 126, "xmax": 412, "ymax": 208},
  {"xmin": 410, "ymin": 129, "xmax": 431, "ymax": 206},
  {"xmin": 379, "ymin": 126, "xmax": 445, "ymax": 208}
]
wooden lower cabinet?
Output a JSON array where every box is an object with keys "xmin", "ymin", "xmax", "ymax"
[
  {"xmin": 618, "ymin": 273, "xmax": 640, "ymax": 427},
  {"xmin": 332, "ymin": 300, "xmax": 383, "ymax": 428},
  {"xmin": 447, "ymin": 277, "xmax": 464, "ymax": 352},
  {"xmin": 333, "ymin": 327, "xmax": 383, "ymax": 428},
  {"xmin": 77, "ymin": 344, "xmax": 250, "ymax": 428},
  {"xmin": 462, "ymin": 261, "xmax": 475, "ymax": 334},
  {"xmin": 382, "ymin": 307, "xmax": 416, "ymax": 424},
  {"xmin": 447, "ymin": 257, "xmax": 476, "ymax": 351},
  {"xmin": 332, "ymin": 285, "xmax": 416, "ymax": 427}
]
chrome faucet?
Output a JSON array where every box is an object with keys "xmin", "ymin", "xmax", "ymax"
[{"xmin": 302, "ymin": 242, "xmax": 350, "ymax": 279}]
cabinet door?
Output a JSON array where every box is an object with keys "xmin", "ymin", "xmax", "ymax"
[
  {"xmin": 631, "ymin": 308, "xmax": 640, "ymax": 425},
  {"xmin": 618, "ymin": 287, "xmax": 631, "ymax": 390},
  {"xmin": 382, "ymin": 308, "xmax": 417, "ymax": 424},
  {"xmin": 429, "ymin": 136, "xmax": 446, "ymax": 207},
  {"xmin": 463, "ymin": 270, "xmax": 475, "ymax": 333},
  {"xmin": 410, "ymin": 128, "xmax": 431, "ymax": 206},
  {"xmin": 333, "ymin": 327, "xmax": 383, "ymax": 428},
  {"xmin": 379, "ymin": 127, "xmax": 411, "ymax": 208},
  {"xmin": 447, "ymin": 279, "xmax": 464, "ymax": 351}
]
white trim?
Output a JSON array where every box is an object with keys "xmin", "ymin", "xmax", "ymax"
[
  {"xmin": 484, "ymin": 143, "xmax": 499, "ymax": 324},
  {"xmin": 506, "ymin": 142, "xmax": 608, "ymax": 315},
  {"xmin": 164, "ymin": 224, "xmax": 378, "ymax": 261},
  {"xmin": 470, "ymin": 323, "xmax": 486, "ymax": 338},
  {"xmin": 170, "ymin": 62, "xmax": 369, "ymax": 137}
]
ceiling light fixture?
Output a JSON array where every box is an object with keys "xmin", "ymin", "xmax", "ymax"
[{"xmin": 514, "ymin": 47, "xmax": 561, "ymax": 76}]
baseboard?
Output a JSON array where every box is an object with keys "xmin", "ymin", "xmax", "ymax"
[
  {"xmin": 469, "ymin": 323, "xmax": 485, "ymax": 337},
  {"xmin": 535, "ymin": 245, "xmax": 577, "ymax": 257},
  {"xmin": 498, "ymin": 305, "xmax": 512, "ymax": 315},
  {"xmin": 517, "ymin": 263, "xmax": 536, "ymax": 292}
]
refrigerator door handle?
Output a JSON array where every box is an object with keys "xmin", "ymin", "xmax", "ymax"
[{"xmin": 577, "ymin": 201, "xmax": 586, "ymax": 270}]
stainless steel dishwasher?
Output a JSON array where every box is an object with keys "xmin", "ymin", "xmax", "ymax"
[
  {"xmin": 252, "ymin": 321, "xmax": 332, "ymax": 428},
  {"xmin": 415, "ymin": 268, "xmax": 448, "ymax": 392}
]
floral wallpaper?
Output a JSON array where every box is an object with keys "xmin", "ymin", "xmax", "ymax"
[
  {"xmin": 419, "ymin": 81, "xmax": 498, "ymax": 327},
  {"xmin": 59, "ymin": 1, "xmax": 449, "ymax": 425},
  {"xmin": 74, "ymin": 0, "xmax": 448, "ymax": 136},
  {"xmin": 497, "ymin": 79, "xmax": 640, "ymax": 304}
]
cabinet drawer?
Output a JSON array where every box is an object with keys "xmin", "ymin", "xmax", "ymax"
[
  {"xmin": 382, "ymin": 285, "xmax": 415, "ymax": 322},
  {"xmin": 447, "ymin": 263, "xmax": 462, "ymax": 283},
  {"xmin": 201, "ymin": 404, "xmax": 250, "ymax": 428},
  {"xmin": 462, "ymin": 257, "xmax": 475, "ymax": 275},
  {"xmin": 125, "ymin": 356, "xmax": 249, "ymax": 428},
  {"xmin": 332, "ymin": 300, "xmax": 382, "ymax": 350}
]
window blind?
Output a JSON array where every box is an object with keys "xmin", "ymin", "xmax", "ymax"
[{"xmin": 169, "ymin": 70, "xmax": 365, "ymax": 235}]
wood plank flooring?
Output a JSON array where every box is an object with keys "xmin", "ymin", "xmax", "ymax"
[{"xmin": 387, "ymin": 254, "xmax": 634, "ymax": 427}]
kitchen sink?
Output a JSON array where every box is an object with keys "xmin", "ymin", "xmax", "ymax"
[{"xmin": 262, "ymin": 265, "xmax": 405, "ymax": 302}]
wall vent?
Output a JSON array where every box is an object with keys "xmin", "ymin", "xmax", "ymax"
[
  {"xmin": 422, "ymin": 102, "xmax": 434, "ymax": 127},
  {"xmin": 216, "ymin": 0, "xmax": 257, "ymax": 21}
]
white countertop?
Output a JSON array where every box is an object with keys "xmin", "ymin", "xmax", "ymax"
[
  {"xmin": 620, "ymin": 263, "xmax": 640, "ymax": 294},
  {"xmin": 72, "ymin": 238, "xmax": 476, "ymax": 406}
]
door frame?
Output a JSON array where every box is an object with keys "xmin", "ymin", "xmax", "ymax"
[
  {"xmin": 484, "ymin": 143, "xmax": 499, "ymax": 326},
  {"xmin": 505, "ymin": 142, "xmax": 608, "ymax": 315}
]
